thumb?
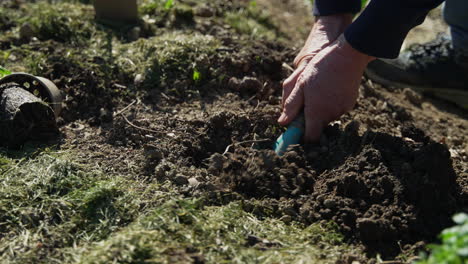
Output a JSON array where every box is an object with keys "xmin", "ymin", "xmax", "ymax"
[{"xmin": 278, "ymin": 81, "xmax": 304, "ymax": 126}]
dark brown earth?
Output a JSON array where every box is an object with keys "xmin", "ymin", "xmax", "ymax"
[
  {"xmin": 2, "ymin": 0, "xmax": 466, "ymax": 261},
  {"xmin": 60, "ymin": 51, "xmax": 468, "ymax": 260}
]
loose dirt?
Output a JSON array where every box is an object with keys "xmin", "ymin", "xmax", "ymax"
[{"xmin": 2, "ymin": 0, "xmax": 466, "ymax": 261}]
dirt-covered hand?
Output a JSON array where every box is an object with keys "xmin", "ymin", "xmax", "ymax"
[
  {"xmin": 278, "ymin": 35, "xmax": 375, "ymax": 142},
  {"xmin": 282, "ymin": 14, "xmax": 353, "ymax": 108}
]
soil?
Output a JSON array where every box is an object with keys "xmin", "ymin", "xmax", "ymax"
[{"xmin": 1, "ymin": 0, "xmax": 467, "ymax": 261}]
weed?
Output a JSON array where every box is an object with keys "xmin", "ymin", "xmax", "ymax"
[
  {"xmin": 418, "ymin": 213, "xmax": 468, "ymax": 264},
  {"xmin": 0, "ymin": 65, "xmax": 10, "ymax": 78},
  {"xmin": 164, "ymin": 0, "xmax": 175, "ymax": 10},
  {"xmin": 192, "ymin": 69, "xmax": 201, "ymax": 83}
]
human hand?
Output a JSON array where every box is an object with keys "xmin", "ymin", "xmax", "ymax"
[
  {"xmin": 278, "ymin": 35, "xmax": 375, "ymax": 142},
  {"xmin": 283, "ymin": 14, "xmax": 353, "ymax": 109}
]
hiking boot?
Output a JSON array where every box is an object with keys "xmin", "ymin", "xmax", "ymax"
[{"xmin": 365, "ymin": 34, "xmax": 468, "ymax": 109}]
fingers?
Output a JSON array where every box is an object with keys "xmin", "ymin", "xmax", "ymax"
[
  {"xmin": 278, "ymin": 79, "xmax": 305, "ymax": 126},
  {"xmin": 282, "ymin": 63, "xmax": 307, "ymax": 108},
  {"xmin": 304, "ymin": 105, "xmax": 325, "ymax": 143}
]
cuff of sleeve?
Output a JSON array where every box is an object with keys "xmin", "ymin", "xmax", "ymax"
[
  {"xmin": 344, "ymin": 0, "xmax": 441, "ymax": 59},
  {"xmin": 313, "ymin": 0, "xmax": 361, "ymax": 16}
]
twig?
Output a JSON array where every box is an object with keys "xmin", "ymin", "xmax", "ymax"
[
  {"xmin": 222, "ymin": 139, "xmax": 270, "ymax": 156},
  {"xmin": 160, "ymin": 93, "xmax": 171, "ymax": 100},
  {"xmin": 113, "ymin": 99, "xmax": 163, "ymax": 134},
  {"xmin": 121, "ymin": 114, "xmax": 162, "ymax": 134},
  {"xmin": 114, "ymin": 100, "xmax": 137, "ymax": 117},
  {"xmin": 282, "ymin": 62, "xmax": 295, "ymax": 73}
]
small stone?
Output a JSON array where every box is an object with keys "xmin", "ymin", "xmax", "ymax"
[
  {"xmin": 174, "ymin": 175, "xmax": 189, "ymax": 185},
  {"xmin": 188, "ymin": 177, "xmax": 199, "ymax": 187},
  {"xmin": 134, "ymin": 74, "xmax": 144, "ymax": 86},
  {"xmin": 323, "ymin": 199, "xmax": 336, "ymax": 208},
  {"xmin": 403, "ymin": 88, "xmax": 423, "ymax": 106},
  {"xmin": 19, "ymin": 23, "xmax": 35, "ymax": 40}
]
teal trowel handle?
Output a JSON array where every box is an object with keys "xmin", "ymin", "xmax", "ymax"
[{"xmin": 274, "ymin": 113, "xmax": 305, "ymax": 156}]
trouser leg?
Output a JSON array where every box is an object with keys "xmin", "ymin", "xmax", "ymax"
[{"xmin": 444, "ymin": 0, "xmax": 468, "ymax": 55}]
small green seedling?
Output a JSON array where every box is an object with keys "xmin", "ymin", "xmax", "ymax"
[
  {"xmin": 192, "ymin": 69, "xmax": 201, "ymax": 82},
  {"xmin": 418, "ymin": 213, "xmax": 468, "ymax": 264},
  {"xmin": 164, "ymin": 0, "xmax": 174, "ymax": 10},
  {"xmin": 0, "ymin": 65, "xmax": 11, "ymax": 78}
]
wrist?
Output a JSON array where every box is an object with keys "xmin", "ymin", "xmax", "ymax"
[
  {"xmin": 315, "ymin": 13, "xmax": 353, "ymax": 31},
  {"xmin": 337, "ymin": 34, "xmax": 375, "ymax": 64}
]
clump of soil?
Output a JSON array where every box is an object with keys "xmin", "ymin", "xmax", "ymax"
[
  {"xmin": 208, "ymin": 121, "xmax": 460, "ymax": 258},
  {"xmin": 213, "ymin": 149, "xmax": 316, "ymax": 198}
]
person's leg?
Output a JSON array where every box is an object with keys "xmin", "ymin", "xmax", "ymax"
[
  {"xmin": 444, "ymin": 0, "xmax": 468, "ymax": 56},
  {"xmin": 444, "ymin": 0, "xmax": 468, "ymax": 71},
  {"xmin": 365, "ymin": 1, "xmax": 468, "ymax": 109}
]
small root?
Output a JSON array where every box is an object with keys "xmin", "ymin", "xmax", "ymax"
[{"xmin": 222, "ymin": 139, "xmax": 270, "ymax": 156}]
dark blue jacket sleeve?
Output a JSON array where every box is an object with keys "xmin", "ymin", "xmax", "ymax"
[
  {"xmin": 313, "ymin": 0, "xmax": 361, "ymax": 16},
  {"xmin": 313, "ymin": 0, "xmax": 445, "ymax": 59}
]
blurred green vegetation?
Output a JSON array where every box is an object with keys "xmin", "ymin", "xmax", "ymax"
[{"xmin": 418, "ymin": 213, "xmax": 468, "ymax": 264}]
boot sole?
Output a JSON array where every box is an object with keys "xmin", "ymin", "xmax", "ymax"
[{"xmin": 365, "ymin": 68, "xmax": 468, "ymax": 110}]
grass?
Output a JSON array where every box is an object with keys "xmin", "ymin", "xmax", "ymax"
[
  {"xmin": 0, "ymin": 149, "xmax": 176, "ymax": 263},
  {"xmin": 19, "ymin": 2, "xmax": 95, "ymax": 44},
  {"xmin": 73, "ymin": 200, "xmax": 360, "ymax": 264},
  {"xmin": 225, "ymin": 2, "xmax": 280, "ymax": 41},
  {"xmin": 0, "ymin": 149, "xmax": 362, "ymax": 263},
  {"xmin": 115, "ymin": 32, "xmax": 220, "ymax": 92}
]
